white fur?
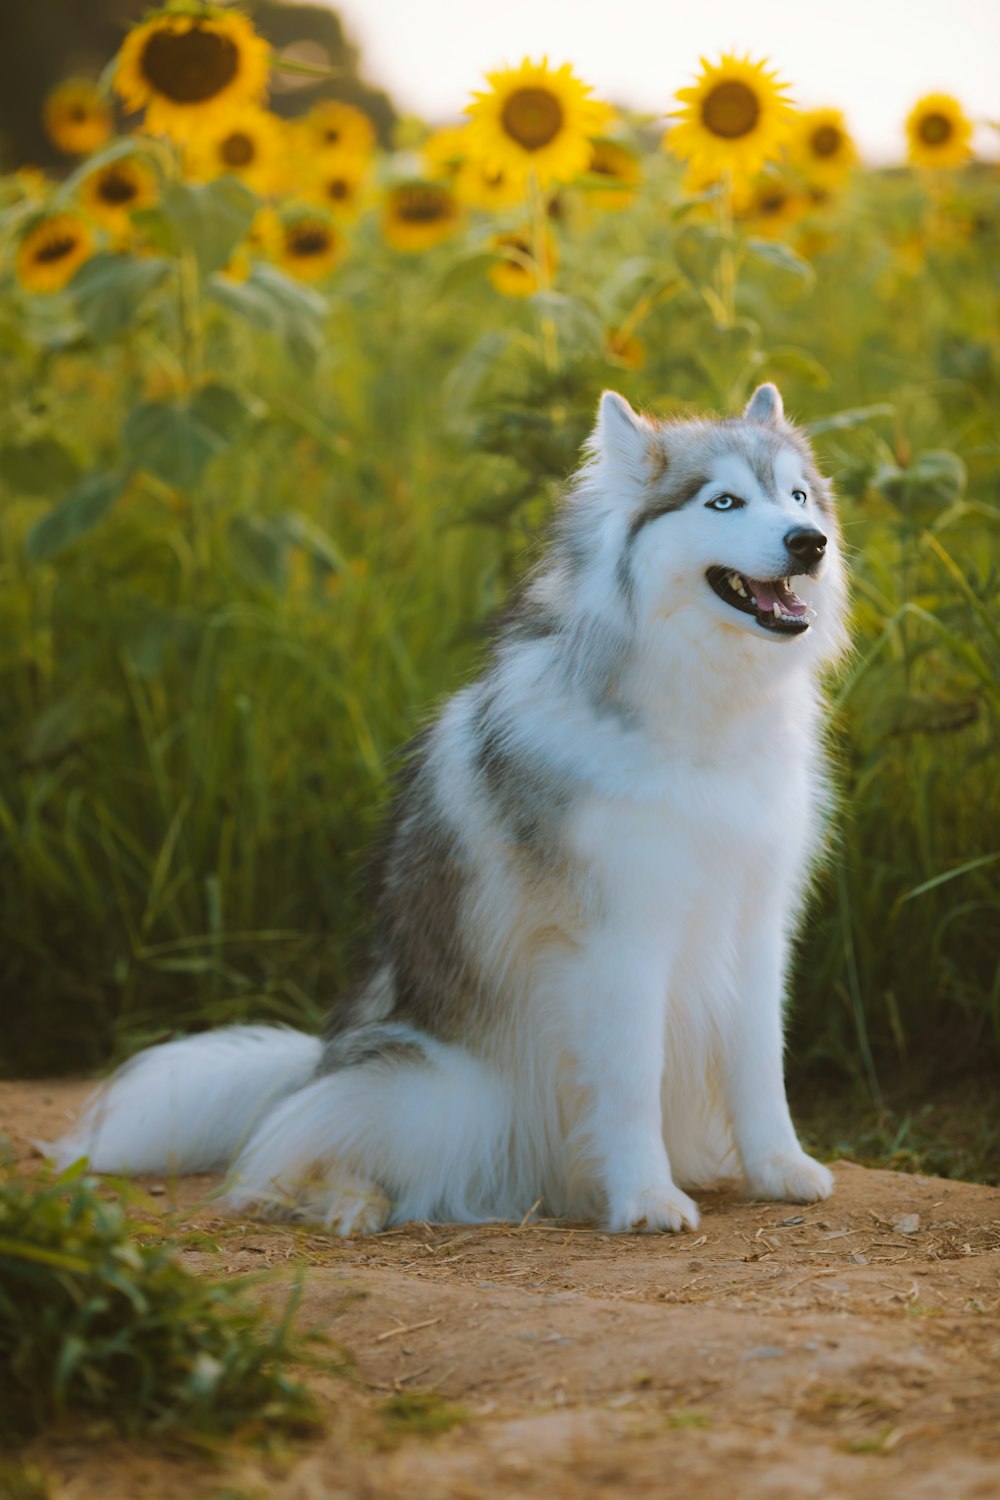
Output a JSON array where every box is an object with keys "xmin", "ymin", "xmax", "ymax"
[
  {"xmin": 50, "ymin": 1026, "xmax": 322, "ymax": 1174},
  {"xmin": 53, "ymin": 388, "xmax": 843, "ymax": 1233}
]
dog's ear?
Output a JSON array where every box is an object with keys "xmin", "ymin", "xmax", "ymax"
[
  {"xmin": 743, "ymin": 382, "xmax": 784, "ymax": 425},
  {"xmin": 590, "ymin": 391, "xmax": 655, "ymax": 493}
]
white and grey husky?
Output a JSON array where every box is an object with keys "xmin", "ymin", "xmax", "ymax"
[{"xmin": 54, "ymin": 383, "xmax": 848, "ymax": 1235}]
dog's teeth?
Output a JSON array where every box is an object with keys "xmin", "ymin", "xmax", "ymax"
[
  {"xmin": 729, "ymin": 572, "xmax": 741, "ymax": 590},
  {"xmin": 772, "ymin": 602, "xmax": 782, "ymax": 617}
]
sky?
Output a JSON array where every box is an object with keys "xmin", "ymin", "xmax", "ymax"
[{"xmin": 325, "ymin": 0, "xmax": 1000, "ymax": 162}]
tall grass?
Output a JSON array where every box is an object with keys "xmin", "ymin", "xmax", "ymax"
[{"xmin": 0, "ymin": 156, "xmax": 997, "ymax": 1088}]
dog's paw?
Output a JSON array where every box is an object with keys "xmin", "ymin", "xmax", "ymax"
[
  {"xmin": 321, "ymin": 1182, "xmax": 391, "ymax": 1237},
  {"xmin": 745, "ymin": 1151, "xmax": 834, "ymax": 1205},
  {"xmin": 606, "ymin": 1185, "xmax": 700, "ymax": 1234}
]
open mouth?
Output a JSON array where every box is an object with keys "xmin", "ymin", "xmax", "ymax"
[{"xmin": 706, "ymin": 566, "xmax": 811, "ymax": 636}]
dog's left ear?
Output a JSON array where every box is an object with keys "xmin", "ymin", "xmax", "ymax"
[
  {"xmin": 590, "ymin": 390, "xmax": 655, "ymax": 493},
  {"xmin": 743, "ymin": 383, "xmax": 784, "ymax": 425}
]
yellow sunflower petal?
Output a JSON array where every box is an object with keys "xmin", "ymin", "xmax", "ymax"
[
  {"xmin": 665, "ymin": 53, "xmax": 794, "ymax": 183},
  {"xmin": 17, "ymin": 213, "xmax": 95, "ymax": 294},
  {"xmin": 79, "ymin": 155, "xmax": 158, "ymax": 232},
  {"xmin": 184, "ymin": 107, "xmax": 286, "ymax": 194},
  {"xmin": 382, "ymin": 181, "xmax": 461, "ymax": 252},
  {"xmin": 465, "ymin": 57, "xmax": 610, "ymax": 188},
  {"xmin": 114, "ymin": 7, "xmax": 271, "ymax": 143},
  {"xmin": 272, "ymin": 211, "xmax": 345, "ymax": 282},
  {"xmin": 788, "ymin": 108, "xmax": 858, "ymax": 186},
  {"xmin": 43, "ymin": 79, "xmax": 113, "ymax": 156},
  {"xmin": 488, "ymin": 226, "xmax": 557, "ymax": 296},
  {"xmin": 905, "ymin": 93, "xmax": 973, "ymax": 170},
  {"xmin": 300, "ymin": 100, "xmax": 376, "ymax": 159}
]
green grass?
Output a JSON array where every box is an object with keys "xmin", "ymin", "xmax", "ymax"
[{"xmin": 0, "ymin": 1162, "xmax": 322, "ymax": 1444}]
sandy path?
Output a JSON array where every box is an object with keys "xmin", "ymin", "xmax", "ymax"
[{"xmin": 3, "ymin": 1079, "xmax": 999, "ymax": 1499}]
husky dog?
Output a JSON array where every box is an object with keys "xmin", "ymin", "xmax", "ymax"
[{"xmin": 55, "ymin": 383, "xmax": 848, "ymax": 1235}]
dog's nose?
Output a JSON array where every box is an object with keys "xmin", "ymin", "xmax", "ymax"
[{"xmin": 784, "ymin": 527, "xmax": 827, "ymax": 567}]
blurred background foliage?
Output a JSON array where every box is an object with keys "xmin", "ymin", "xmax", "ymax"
[
  {"xmin": 0, "ymin": 0, "xmax": 396, "ymax": 171},
  {"xmin": 0, "ymin": 5, "xmax": 997, "ymax": 1143}
]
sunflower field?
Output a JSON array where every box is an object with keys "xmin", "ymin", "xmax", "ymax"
[{"xmin": 0, "ymin": 3, "xmax": 998, "ymax": 1110}]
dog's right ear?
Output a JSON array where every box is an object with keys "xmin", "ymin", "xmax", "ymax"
[{"xmin": 589, "ymin": 391, "xmax": 655, "ymax": 494}]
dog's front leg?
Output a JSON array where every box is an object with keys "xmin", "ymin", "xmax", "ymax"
[
  {"xmin": 726, "ymin": 921, "xmax": 833, "ymax": 1204},
  {"xmin": 568, "ymin": 941, "xmax": 699, "ymax": 1233}
]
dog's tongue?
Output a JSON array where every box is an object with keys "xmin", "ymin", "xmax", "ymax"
[{"xmin": 746, "ymin": 576, "xmax": 808, "ymax": 618}]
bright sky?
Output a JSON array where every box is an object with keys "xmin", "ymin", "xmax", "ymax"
[{"xmin": 326, "ymin": 0, "xmax": 999, "ymax": 161}]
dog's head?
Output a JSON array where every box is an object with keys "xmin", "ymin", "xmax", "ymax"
[{"xmin": 584, "ymin": 384, "xmax": 848, "ymax": 664}]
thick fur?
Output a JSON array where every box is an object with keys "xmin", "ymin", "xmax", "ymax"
[{"xmin": 53, "ymin": 384, "xmax": 848, "ymax": 1235}]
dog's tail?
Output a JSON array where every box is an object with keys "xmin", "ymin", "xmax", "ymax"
[{"xmin": 49, "ymin": 1026, "xmax": 322, "ymax": 1175}]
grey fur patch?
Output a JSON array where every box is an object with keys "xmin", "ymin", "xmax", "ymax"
[
  {"xmin": 626, "ymin": 470, "xmax": 711, "ymax": 541},
  {"xmin": 319, "ymin": 1020, "xmax": 429, "ymax": 1073},
  {"xmin": 371, "ymin": 736, "xmax": 487, "ymax": 1044},
  {"xmin": 473, "ymin": 686, "xmax": 575, "ymax": 858}
]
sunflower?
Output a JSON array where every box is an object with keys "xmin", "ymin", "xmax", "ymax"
[
  {"xmin": 733, "ymin": 171, "xmax": 807, "ymax": 238},
  {"xmin": 300, "ymin": 100, "xmax": 376, "ymax": 159},
  {"xmin": 114, "ymin": 6, "xmax": 270, "ymax": 142},
  {"xmin": 80, "ymin": 156, "xmax": 158, "ymax": 232},
  {"xmin": 307, "ymin": 157, "xmax": 371, "ymax": 221},
  {"xmin": 488, "ymin": 228, "xmax": 557, "ymax": 297},
  {"xmin": 466, "ymin": 58, "xmax": 610, "ymax": 188},
  {"xmin": 905, "ymin": 94, "xmax": 973, "ymax": 170},
  {"xmin": 789, "ymin": 108, "xmax": 858, "ymax": 187},
  {"xmin": 455, "ymin": 156, "xmax": 526, "ymax": 211},
  {"xmin": 605, "ymin": 328, "xmax": 646, "ymax": 370},
  {"xmin": 666, "ymin": 53, "xmax": 793, "ymax": 182},
  {"xmin": 184, "ymin": 106, "xmax": 285, "ymax": 193},
  {"xmin": 382, "ymin": 181, "xmax": 461, "ymax": 252},
  {"xmin": 42, "ymin": 79, "xmax": 113, "ymax": 156},
  {"xmin": 16, "ymin": 213, "xmax": 95, "ymax": 293},
  {"xmin": 583, "ymin": 138, "xmax": 641, "ymax": 211},
  {"xmin": 273, "ymin": 211, "xmax": 344, "ymax": 282},
  {"xmin": 423, "ymin": 123, "xmax": 469, "ymax": 179}
]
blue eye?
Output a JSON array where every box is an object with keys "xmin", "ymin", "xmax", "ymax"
[
  {"xmin": 792, "ymin": 489, "xmax": 807, "ymax": 505},
  {"xmin": 706, "ymin": 494, "xmax": 743, "ymax": 511}
]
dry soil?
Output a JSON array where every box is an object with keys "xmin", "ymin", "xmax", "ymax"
[{"xmin": 3, "ymin": 1078, "xmax": 999, "ymax": 1500}]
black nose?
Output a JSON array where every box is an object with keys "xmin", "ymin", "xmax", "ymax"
[{"xmin": 784, "ymin": 526, "xmax": 827, "ymax": 568}]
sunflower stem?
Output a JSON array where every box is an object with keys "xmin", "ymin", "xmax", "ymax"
[
  {"xmin": 718, "ymin": 170, "xmax": 736, "ymax": 327},
  {"xmin": 176, "ymin": 244, "xmax": 203, "ymax": 394},
  {"xmin": 529, "ymin": 171, "xmax": 558, "ymax": 374}
]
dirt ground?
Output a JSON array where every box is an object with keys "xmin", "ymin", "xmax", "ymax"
[{"xmin": 4, "ymin": 1079, "xmax": 999, "ymax": 1500}]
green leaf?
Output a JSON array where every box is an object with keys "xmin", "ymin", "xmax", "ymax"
[
  {"xmin": 744, "ymin": 238, "xmax": 814, "ymax": 284},
  {"xmin": 207, "ymin": 264, "xmax": 326, "ymax": 366},
  {"xmin": 1, "ymin": 436, "xmax": 81, "ymax": 496},
  {"xmin": 23, "ymin": 468, "xmax": 126, "ymax": 564},
  {"xmin": 189, "ymin": 382, "xmax": 252, "ymax": 441},
  {"xmin": 673, "ymin": 225, "xmax": 725, "ymax": 285},
  {"xmin": 122, "ymin": 400, "xmax": 225, "ymax": 490},
  {"xmin": 70, "ymin": 253, "xmax": 171, "ymax": 341},
  {"xmin": 228, "ymin": 514, "xmax": 290, "ymax": 589},
  {"xmin": 804, "ymin": 403, "xmax": 894, "ymax": 437},
  {"xmin": 873, "ymin": 450, "xmax": 966, "ymax": 510},
  {"xmin": 161, "ymin": 177, "xmax": 258, "ymax": 278},
  {"xmin": 755, "ymin": 345, "xmax": 831, "ymax": 388}
]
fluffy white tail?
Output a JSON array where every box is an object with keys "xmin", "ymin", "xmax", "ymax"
[{"xmin": 50, "ymin": 1025, "xmax": 322, "ymax": 1175}]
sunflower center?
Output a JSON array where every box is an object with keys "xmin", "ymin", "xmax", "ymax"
[
  {"xmin": 501, "ymin": 88, "xmax": 564, "ymax": 151},
  {"xmin": 288, "ymin": 224, "xmax": 331, "ymax": 257},
  {"xmin": 323, "ymin": 128, "xmax": 341, "ymax": 145},
  {"xmin": 810, "ymin": 124, "xmax": 842, "ymax": 158},
  {"xmin": 396, "ymin": 186, "xmax": 451, "ymax": 223},
  {"xmin": 758, "ymin": 189, "xmax": 787, "ymax": 215},
  {"xmin": 140, "ymin": 24, "xmax": 239, "ymax": 105},
  {"xmin": 35, "ymin": 234, "xmax": 79, "ymax": 264},
  {"xmin": 69, "ymin": 105, "xmax": 88, "ymax": 122},
  {"xmin": 325, "ymin": 178, "xmax": 351, "ymax": 201},
  {"xmin": 98, "ymin": 169, "xmax": 138, "ymax": 205},
  {"xmin": 701, "ymin": 80, "xmax": 760, "ymax": 140},
  {"xmin": 919, "ymin": 112, "xmax": 953, "ymax": 146},
  {"xmin": 220, "ymin": 131, "xmax": 256, "ymax": 166}
]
